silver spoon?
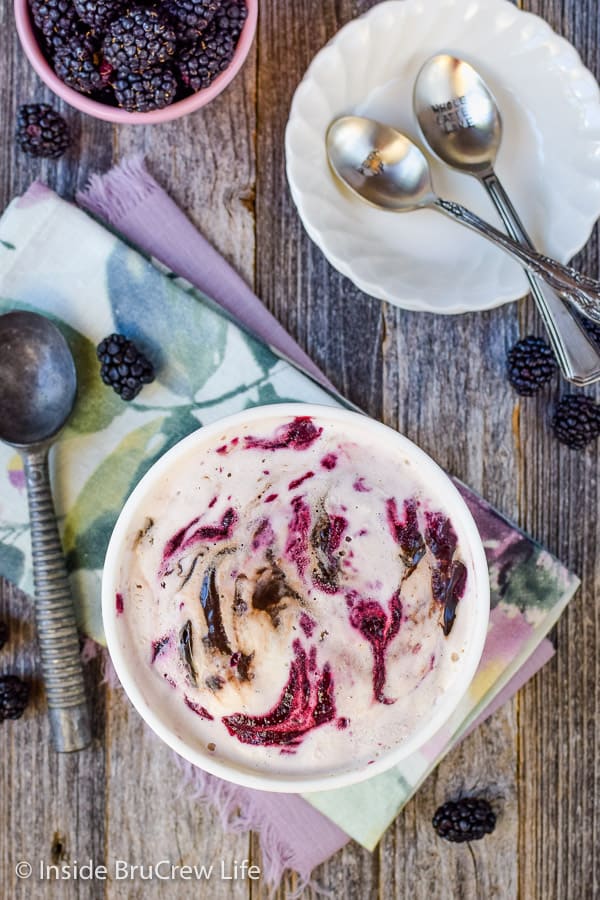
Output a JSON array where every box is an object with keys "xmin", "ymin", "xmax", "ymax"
[
  {"xmin": 413, "ymin": 53, "xmax": 600, "ymax": 386},
  {"xmin": 326, "ymin": 116, "xmax": 600, "ymax": 326},
  {"xmin": 0, "ymin": 311, "xmax": 91, "ymax": 752}
]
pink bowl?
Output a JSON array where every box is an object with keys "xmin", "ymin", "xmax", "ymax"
[{"xmin": 14, "ymin": 0, "xmax": 257, "ymax": 124}]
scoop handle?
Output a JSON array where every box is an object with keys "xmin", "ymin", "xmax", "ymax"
[
  {"xmin": 434, "ymin": 197, "xmax": 600, "ymax": 326},
  {"xmin": 22, "ymin": 447, "xmax": 91, "ymax": 752},
  {"xmin": 480, "ymin": 172, "xmax": 600, "ymax": 386}
]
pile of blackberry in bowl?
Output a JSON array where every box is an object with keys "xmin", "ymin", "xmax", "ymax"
[{"xmin": 15, "ymin": 0, "xmax": 255, "ymax": 121}]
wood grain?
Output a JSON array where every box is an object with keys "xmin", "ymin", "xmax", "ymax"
[
  {"xmin": 1, "ymin": 0, "xmax": 599, "ymax": 897},
  {"xmin": 515, "ymin": 1, "xmax": 600, "ymax": 897}
]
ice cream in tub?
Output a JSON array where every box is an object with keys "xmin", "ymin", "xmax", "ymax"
[{"xmin": 103, "ymin": 404, "xmax": 489, "ymax": 792}]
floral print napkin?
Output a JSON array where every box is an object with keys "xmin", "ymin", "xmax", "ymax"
[{"xmin": 0, "ymin": 184, "xmax": 334, "ymax": 643}]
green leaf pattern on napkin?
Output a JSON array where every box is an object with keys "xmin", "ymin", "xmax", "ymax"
[
  {"xmin": 0, "ymin": 540, "xmax": 25, "ymax": 586},
  {"xmin": 107, "ymin": 244, "xmax": 228, "ymax": 398},
  {"xmin": 0, "ymin": 192, "xmax": 336, "ymax": 642},
  {"xmin": 63, "ymin": 417, "xmax": 167, "ymax": 571}
]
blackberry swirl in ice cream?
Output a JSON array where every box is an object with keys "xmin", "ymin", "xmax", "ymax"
[{"xmin": 111, "ymin": 409, "xmax": 484, "ymax": 779}]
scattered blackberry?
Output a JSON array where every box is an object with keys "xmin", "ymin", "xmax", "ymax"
[
  {"xmin": 432, "ymin": 797, "xmax": 496, "ymax": 843},
  {"xmin": 54, "ymin": 36, "xmax": 105, "ymax": 93},
  {"xmin": 507, "ymin": 335, "xmax": 557, "ymax": 396},
  {"xmin": 162, "ymin": 0, "xmax": 221, "ymax": 42},
  {"xmin": 16, "ymin": 104, "xmax": 70, "ymax": 158},
  {"xmin": 177, "ymin": 17, "xmax": 235, "ymax": 92},
  {"xmin": 113, "ymin": 65, "xmax": 178, "ymax": 111},
  {"xmin": 29, "ymin": 0, "xmax": 81, "ymax": 49},
  {"xmin": 551, "ymin": 395, "xmax": 600, "ymax": 449},
  {"xmin": 0, "ymin": 622, "xmax": 8, "ymax": 652},
  {"xmin": 103, "ymin": 7, "xmax": 176, "ymax": 73},
  {"xmin": 0, "ymin": 675, "xmax": 30, "ymax": 721},
  {"xmin": 73, "ymin": 0, "xmax": 123, "ymax": 32},
  {"xmin": 96, "ymin": 333, "xmax": 155, "ymax": 400}
]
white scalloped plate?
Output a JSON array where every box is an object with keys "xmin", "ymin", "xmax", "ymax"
[{"xmin": 285, "ymin": 0, "xmax": 600, "ymax": 313}]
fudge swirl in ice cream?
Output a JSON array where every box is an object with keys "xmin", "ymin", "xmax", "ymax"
[{"xmin": 115, "ymin": 413, "xmax": 475, "ymax": 775}]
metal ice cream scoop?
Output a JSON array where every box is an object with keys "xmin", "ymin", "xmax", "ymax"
[
  {"xmin": 413, "ymin": 53, "xmax": 600, "ymax": 386},
  {"xmin": 0, "ymin": 310, "xmax": 91, "ymax": 752}
]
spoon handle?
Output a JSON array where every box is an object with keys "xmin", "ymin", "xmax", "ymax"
[
  {"xmin": 22, "ymin": 447, "xmax": 91, "ymax": 752},
  {"xmin": 434, "ymin": 197, "xmax": 600, "ymax": 326},
  {"xmin": 481, "ymin": 172, "xmax": 600, "ymax": 386}
]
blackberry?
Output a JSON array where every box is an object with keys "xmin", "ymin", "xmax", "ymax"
[
  {"xmin": 73, "ymin": 0, "xmax": 123, "ymax": 32},
  {"xmin": 103, "ymin": 7, "xmax": 176, "ymax": 73},
  {"xmin": 0, "ymin": 675, "xmax": 30, "ymax": 721},
  {"xmin": 177, "ymin": 17, "xmax": 235, "ymax": 92},
  {"xmin": 507, "ymin": 335, "xmax": 557, "ymax": 396},
  {"xmin": 16, "ymin": 104, "xmax": 70, "ymax": 158},
  {"xmin": 162, "ymin": 0, "xmax": 221, "ymax": 42},
  {"xmin": 551, "ymin": 395, "xmax": 600, "ymax": 449},
  {"xmin": 0, "ymin": 622, "xmax": 8, "ymax": 652},
  {"xmin": 96, "ymin": 333, "xmax": 155, "ymax": 400},
  {"xmin": 29, "ymin": 0, "xmax": 81, "ymax": 49},
  {"xmin": 432, "ymin": 797, "xmax": 496, "ymax": 843},
  {"xmin": 213, "ymin": 1, "xmax": 247, "ymax": 40},
  {"xmin": 113, "ymin": 66, "xmax": 178, "ymax": 111},
  {"xmin": 54, "ymin": 37, "xmax": 105, "ymax": 93}
]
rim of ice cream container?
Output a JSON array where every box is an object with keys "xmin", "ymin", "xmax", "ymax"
[
  {"xmin": 14, "ymin": 0, "xmax": 257, "ymax": 124},
  {"xmin": 102, "ymin": 403, "xmax": 490, "ymax": 793}
]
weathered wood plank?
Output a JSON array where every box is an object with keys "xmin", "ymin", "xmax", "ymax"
[
  {"xmin": 255, "ymin": 0, "xmax": 385, "ymax": 419},
  {"xmin": 377, "ymin": 302, "xmax": 520, "ymax": 900},
  {"xmin": 0, "ymin": 581, "xmax": 106, "ymax": 900},
  {"xmin": 104, "ymin": 684, "xmax": 250, "ymax": 900},
  {"xmin": 378, "ymin": 705, "xmax": 519, "ymax": 900}
]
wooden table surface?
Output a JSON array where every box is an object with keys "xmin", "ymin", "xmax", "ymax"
[{"xmin": 1, "ymin": 0, "xmax": 599, "ymax": 897}]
